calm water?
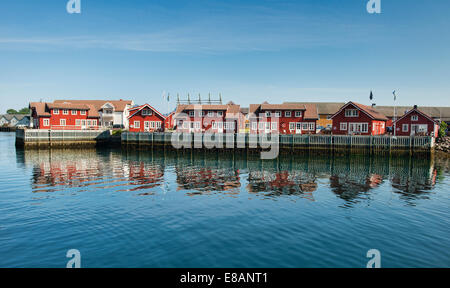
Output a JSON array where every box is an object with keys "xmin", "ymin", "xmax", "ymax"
[{"xmin": 0, "ymin": 132, "xmax": 449, "ymax": 268}]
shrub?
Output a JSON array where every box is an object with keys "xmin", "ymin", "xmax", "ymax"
[{"xmin": 438, "ymin": 121, "xmax": 448, "ymax": 138}]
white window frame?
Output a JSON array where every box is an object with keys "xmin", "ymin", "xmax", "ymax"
[
  {"xmin": 271, "ymin": 122, "xmax": 277, "ymax": 130},
  {"xmin": 92, "ymin": 120, "xmax": 97, "ymax": 126},
  {"xmin": 142, "ymin": 109, "xmax": 152, "ymax": 116},
  {"xmin": 134, "ymin": 121, "xmax": 140, "ymax": 129},
  {"xmin": 60, "ymin": 119, "xmax": 66, "ymax": 126},
  {"xmin": 411, "ymin": 115, "xmax": 418, "ymax": 121},
  {"xmin": 265, "ymin": 111, "xmax": 271, "ymax": 117},
  {"xmin": 71, "ymin": 110, "xmax": 77, "ymax": 115},
  {"xmin": 63, "ymin": 109, "xmax": 69, "ymax": 115},
  {"xmin": 289, "ymin": 122, "xmax": 295, "ymax": 130},
  {"xmin": 207, "ymin": 111, "xmax": 215, "ymax": 117},
  {"xmin": 80, "ymin": 110, "xmax": 86, "ymax": 115},
  {"xmin": 53, "ymin": 109, "xmax": 59, "ymax": 115},
  {"xmin": 296, "ymin": 123, "xmax": 302, "ymax": 130},
  {"xmin": 340, "ymin": 122, "xmax": 347, "ymax": 131},
  {"xmin": 252, "ymin": 122, "xmax": 257, "ymax": 130},
  {"xmin": 43, "ymin": 119, "xmax": 50, "ymax": 127},
  {"xmin": 274, "ymin": 111, "xmax": 281, "ymax": 117},
  {"xmin": 295, "ymin": 111, "xmax": 302, "ymax": 117},
  {"xmin": 402, "ymin": 124, "xmax": 409, "ymax": 132},
  {"xmin": 150, "ymin": 121, "xmax": 156, "ymax": 128},
  {"xmin": 309, "ymin": 122, "xmax": 315, "ymax": 131},
  {"xmin": 189, "ymin": 111, "xmax": 195, "ymax": 117},
  {"xmin": 345, "ymin": 109, "xmax": 358, "ymax": 117},
  {"xmin": 217, "ymin": 111, "xmax": 223, "ymax": 117},
  {"xmin": 285, "ymin": 111, "xmax": 292, "ymax": 117}
]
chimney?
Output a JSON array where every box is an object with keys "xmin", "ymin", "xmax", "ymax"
[
  {"xmin": 372, "ymin": 103, "xmax": 376, "ymax": 108},
  {"xmin": 414, "ymin": 105, "xmax": 418, "ymax": 109}
]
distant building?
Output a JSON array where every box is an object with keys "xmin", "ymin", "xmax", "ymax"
[
  {"xmin": 29, "ymin": 99, "xmax": 133, "ymax": 130},
  {"xmin": 331, "ymin": 102, "xmax": 388, "ymax": 135},
  {"xmin": 393, "ymin": 106, "xmax": 439, "ymax": 137},
  {"xmin": 128, "ymin": 104, "xmax": 165, "ymax": 132},
  {"xmin": 248, "ymin": 103, "xmax": 319, "ymax": 135},
  {"xmin": 0, "ymin": 114, "xmax": 30, "ymax": 127}
]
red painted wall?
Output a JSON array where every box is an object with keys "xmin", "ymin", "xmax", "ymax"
[
  {"xmin": 48, "ymin": 109, "xmax": 99, "ymax": 130},
  {"xmin": 129, "ymin": 110, "xmax": 165, "ymax": 132},
  {"xmin": 394, "ymin": 110, "xmax": 438, "ymax": 137},
  {"xmin": 249, "ymin": 110, "xmax": 317, "ymax": 135},
  {"xmin": 332, "ymin": 104, "xmax": 386, "ymax": 136},
  {"xmin": 176, "ymin": 110, "xmax": 239, "ymax": 133}
]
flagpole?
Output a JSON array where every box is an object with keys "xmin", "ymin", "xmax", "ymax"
[{"xmin": 393, "ymin": 90, "xmax": 397, "ymax": 137}]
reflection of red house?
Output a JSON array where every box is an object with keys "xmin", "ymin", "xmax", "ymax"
[
  {"xmin": 331, "ymin": 102, "xmax": 388, "ymax": 135},
  {"xmin": 393, "ymin": 106, "xmax": 439, "ymax": 137},
  {"xmin": 248, "ymin": 103, "xmax": 319, "ymax": 135},
  {"xmin": 127, "ymin": 104, "xmax": 166, "ymax": 132}
]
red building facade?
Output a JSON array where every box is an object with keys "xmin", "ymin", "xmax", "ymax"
[
  {"xmin": 393, "ymin": 106, "xmax": 439, "ymax": 137},
  {"xmin": 174, "ymin": 103, "xmax": 241, "ymax": 133},
  {"xmin": 29, "ymin": 102, "xmax": 100, "ymax": 130},
  {"xmin": 128, "ymin": 104, "xmax": 166, "ymax": 132},
  {"xmin": 248, "ymin": 103, "xmax": 319, "ymax": 135},
  {"xmin": 331, "ymin": 102, "xmax": 388, "ymax": 136}
]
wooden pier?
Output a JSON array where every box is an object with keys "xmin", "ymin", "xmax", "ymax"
[
  {"xmin": 121, "ymin": 132, "xmax": 435, "ymax": 155},
  {"xmin": 15, "ymin": 129, "xmax": 113, "ymax": 148}
]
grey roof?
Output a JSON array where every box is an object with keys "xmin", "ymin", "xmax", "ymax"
[
  {"xmin": 1, "ymin": 114, "xmax": 30, "ymax": 121},
  {"xmin": 283, "ymin": 102, "xmax": 450, "ymax": 121}
]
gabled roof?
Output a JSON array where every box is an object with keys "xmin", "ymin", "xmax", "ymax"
[
  {"xmin": 29, "ymin": 102, "xmax": 51, "ymax": 117},
  {"xmin": 0, "ymin": 114, "xmax": 30, "ymax": 121},
  {"xmin": 128, "ymin": 104, "xmax": 165, "ymax": 119},
  {"xmin": 248, "ymin": 103, "xmax": 319, "ymax": 119},
  {"xmin": 175, "ymin": 104, "xmax": 241, "ymax": 118},
  {"xmin": 54, "ymin": 100, "xmax": 133, "ymax": 112},
  {"xmin": 393, "ymin": 107, "xmax": 439, "ymax": 124},
  {"xmin": 47, "ymin": 103, "xmax": 90, "ymax": 110},
  {"xmin": 330, "ymin": 102, "xmax": 388, "ymax": 121}
]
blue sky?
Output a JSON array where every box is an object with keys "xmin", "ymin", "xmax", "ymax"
[{"xmin": 0, "ymin": 0, "xmax": 449, "ymax": 113}]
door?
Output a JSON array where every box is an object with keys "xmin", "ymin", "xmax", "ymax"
[
  {"xmin": 296, "ymin": 123, "xmax": 302, "ymax": 134},
  {"xmin": 144, "ymin": 121, "xmax": 150, "ymax": 132}
]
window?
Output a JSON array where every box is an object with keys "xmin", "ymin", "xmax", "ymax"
[
  {"xmin": 218, "ymin": 122, "xmax": 223, "ymax": 129},
  {"xmin": 302, "ymin": 123, "xmax": 309, "ymax": 130},
  {"xmin": 93, "ymin": 120, "xmax": 97, "ymax": 126},
  {"xmin": 271, "ymin": 122, "xmax": 277, "ymax": 130},
  {"xmin": 53, "ymin": 109, "xmax": 59, "ymax": 115},
  {"xmin": 43, "ymin": 119, "xmax": 50, "ymax": 126},
  {"xmin": 402, "ymin": 124, "xmax": 409, "ymax": 132},
  {"xmin": 104, "ymin": 109, "xmax": 113, "ymax": 114},
  {"xmin": 285, "ymin": 111, "xmax": 292, "ymax": 117},
  {"xmin": 207, "ymin": 111, "xmax": 214, "ymax": 117},
  {"xmin": 63, "ymin": 109, "xmax": 69, "ymax": 115},
  {"xmin": 275, "ymin": 111, "xmax": 281, "ymax": 117},
  {"xmin": 411, "ymin": 115, "xmax": 418, "ymax": 121},
  {"xmin": 142, "ymin": 109, "xmax": 152, "ymax": 116},
  {"xmin": 259, "ymin": 122, "xmax": 265, "ymax": 130},
  {"xmin": 156, "ymin": 121, "xmax": 161, "ymax": 128},
  {"xmin": 194, "ymin": 122, "xmax": 200, "ymax": 129},
  {"xmin": 134, "ymin": 121, "xmax": 140, "ymax": 129},
  {"xmin": 252, "ymin": 122, "xmax": 258, "ymax": 130},
  {"xmin": 340, "ymin": 122, "xmax": 347, "ymax": 131},
  {"xmin": 289, "ymin": 123, "xmax": 295, "ymax": 130},
  {"xmin": 217, "ymin": 111, "xmax": 223, "ymax": 117},
  {"xmin": 71, "ymin": 110, "xmax": 77, "ymax": 115},
  {"xmin": 212, "ymin": 122, "xmax": 217, "ymax": 129},
  {"xmin": 295, "ymin": 111, "xmax": 302, "ymax": 117},
  {"xmin": 265, "ymin": 122, "xmax": 271, "ymax": 130},
  {"xmin": 60, "ymin": 119, "xmax": 66, "ymax": 126},
  {"xmin": 144, "ymin": 121, "xmax": 150, "ymax": 129},
  {"xmin": 296, "ymin": 123, "xmax": 302, "ymax": 130},
  {"xmin": 309, "ymin": 122, "xmax": 315, "ymax": 131},
  {"xmin": 80, "ymin": 110, "xmax": 86, "ymax": 115},
  {"xmin": 200, "ymin": 111, "xmax": 206, "ymax": 117},
  {"xmin": 189, "ymin": 111, "xmax": 195, "ymax": 117},
  {"xmin": 345, "ymin": 109, "xmax": 358, "ymax": 117},
  {"xmin": 326, "ymin": 115, "xmax": 333, "ymax": 120},
  {"xmin": 82, "ymin": 120, "xmax": 86, "ymax": 127},
  {"xmin": 265, "ymin": 111, "xmax": 272, "ymax": 117},
  {"xmin": 87, "ymin": 120, "xmax": 92, "ymax": 126},
  {"xmin": 361, "ymin": 123, "xmax": 368, "ymax": 133},
  {"xmin": 150, "ymin": 121, "xmax": 156, "ymax": 128}
]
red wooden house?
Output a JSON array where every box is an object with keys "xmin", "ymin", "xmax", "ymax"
[
  {"xmin": 393, "ymin": 106, "xmax": 439, "ymax": 137},
  {"xmin": 127, "ymin": 104, "xmax": 166, "ymax": 132},
  {"xmin": 248, "ymin": 102, "xmax": 319, "ymax": 134},
  {"xmin": 330, "ymin": 102, "xmax": 388, "ymax": 135},
  {"xmin": 29, "ymin": 102, "xmax": 100, "ymax": 130},
  {"xmin": 173, "ymin": 102, "xmax": 241, "ymax": 133}
]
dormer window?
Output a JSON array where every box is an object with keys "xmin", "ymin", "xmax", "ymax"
[
  {"xmin": 80, "ymin": 110, "xmax": 86, "ymax": 115},
  {"xmin": 345, "ymin": 109, "xmax": 358, "ymax": 117},
  {"xmin": 53, "ymin": 109, "xmax": 59, "ymax": 115},
  {"xmin": 104, "ymin": 109, "xmax": 113, "ymax": 114},
  {"xmin": 71, "ymin": 110, "xmax": 77, "ymax": 115},
  {"xmin": 62, "ymin": 109, "xmax": 69, "ymax": 115},
  {"xmin": 285, "ymin": 111, "xmax": 292, "ymax": 117},
  {"xmin": 142, "ymin": 109, "xmax": 152, "ymax": 116},
  {"xmin": 295, "ymin": 111, "xmax": 302, "ymax": 117}
]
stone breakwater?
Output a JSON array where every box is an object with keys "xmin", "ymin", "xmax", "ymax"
[{"xmin": 436, "ymin": 137, "xmax": 450, "ymax": 154}]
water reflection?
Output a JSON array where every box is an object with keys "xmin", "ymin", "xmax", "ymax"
[{"xmin": 17, "ymin": 148, "xmax": 443, "ymax": 207}]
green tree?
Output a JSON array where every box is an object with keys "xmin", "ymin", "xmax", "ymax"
[
  {"xmin": 6, "ymin": 109, "xmax": 18, "ymax": 114},
  {"xmin": 18, "ymin": 107, "xmax": 30, "ymax": 114},
  {"xmin": 438, "ymin": 121, "xmax": 448, "ymax": 138}
]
